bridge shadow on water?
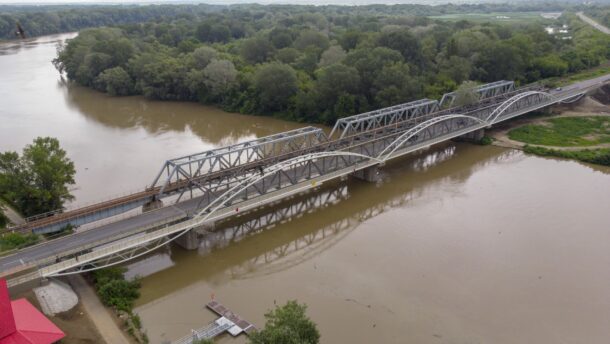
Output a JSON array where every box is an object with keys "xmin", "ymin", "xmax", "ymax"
[{"xmin": 129, "ymin": 142, "xmax": 521, "ymax": 305}]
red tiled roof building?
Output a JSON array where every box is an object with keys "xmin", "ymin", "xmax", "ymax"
[{"xmin": 0, "ymin": 279, "xmax": 65, "ymax": 344}]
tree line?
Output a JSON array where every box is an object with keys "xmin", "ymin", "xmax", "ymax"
[
  {"xmin": 1, "ymin": 2, "xmax": 570, "ymax": 40},
  {"xmin": 52, "ymin": 5, "xmax": 610, "ymax": 125}
]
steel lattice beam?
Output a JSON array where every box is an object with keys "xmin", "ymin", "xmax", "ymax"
[
  {"xmin": 440, "ymin": 80, "xmax": 515, "ymax": 108},
  {"xmin": 330, "ymin": 98, "xmax": 440, "ymax": 139},
  {"xmin": 150, "ymin": 126, "xmax": 328, "ymax": 198}
]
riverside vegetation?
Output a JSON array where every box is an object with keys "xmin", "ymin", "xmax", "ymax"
[
  {"xmin": 91, "ymin": 267, "xmax": 148, "ymax": 343},
  {"xmin": 51, "ymin": 5, "xmax": 610, "ymax": 125},
  {"xmin": 0, "ymin": 137, "xmax": 75, "ymax": 248},
  {"xmin": 508, "ymin": 116, "xmax": 610, "ymax": 166}
]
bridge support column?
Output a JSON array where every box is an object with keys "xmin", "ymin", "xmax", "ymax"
[
  {"xmin": 174, "ymin": 229, "xmax": 199, "ymax": 250},
  {"xmin": 456, "ymin": 128, "xmax": 485, "ymax": 142},
  {"xmin": 351, "ymin": 165, "xmax": 381, "ymax": 183},
  {"xmin": 142, "ymin": 199, "xmax": 163, "ymax": 213}
]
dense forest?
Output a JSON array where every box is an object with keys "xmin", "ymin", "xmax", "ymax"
[
  {"xmin": 51, "ymin": 4, "xmax": 610, "ymax": 125},
  {"xmin": 1, "ymin": 2, "xmax": 569, "ymax": 40}
]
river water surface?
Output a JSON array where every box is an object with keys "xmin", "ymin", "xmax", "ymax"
[{"xmin": 2, "ymin": 34, "xmax": 610, "ymax": 344}]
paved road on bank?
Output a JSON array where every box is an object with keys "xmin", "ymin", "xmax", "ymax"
[{"xmin": 577, "ymin": 12, "xmax": 610, "ymax": 35}]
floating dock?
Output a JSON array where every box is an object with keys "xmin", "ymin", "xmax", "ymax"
[
  {"xmin": 171, "ymin": 300, "xmax": 256, "ymax": 344},
  {"xmin": 206, "ymin": 300, "xmax": 257, "ymax": 335}
]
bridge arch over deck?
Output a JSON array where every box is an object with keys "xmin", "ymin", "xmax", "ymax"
[
  {"xmin": 377, "ymin": 114, "xmax": 488, "ymax": 161},
  {"xmin": 44, "ymin": 151, "xmax": 382, "ymax": 276},
  {"xmin": 486, "ymin": 90, "xmax": 585, "ymax": 124}
]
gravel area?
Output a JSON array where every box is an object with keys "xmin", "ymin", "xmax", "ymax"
[{"xmin": 34, "ymin": 279, "xmax": 79, "ymax": 316}]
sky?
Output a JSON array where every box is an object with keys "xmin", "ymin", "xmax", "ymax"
[{"xmin": 0, "ymin": 0, "xmax": 494, "ymax": 5}]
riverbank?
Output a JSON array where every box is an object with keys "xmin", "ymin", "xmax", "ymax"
[
  {"xmin": 488, "ymin": 96, "xmax": 610, "ymax": 165},
  {"xmin": 68, "ymin": 275, "xmax": 132, "ymax": 344}
]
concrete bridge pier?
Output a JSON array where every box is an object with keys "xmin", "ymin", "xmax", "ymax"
[
  {"xmin": 142, "ymin": 199, "xmax": 163, "ymax": 212},
  {"xmin": 174, "ymin": 222, "xmax": 216, "ymax": 250},
  {"xmin": 174, "ymin": 229, "xmax": 199, "ymax": 250},
  {"xmin": 457, "ymin": 128, "xmax": 485, "ymax": 142},
  {"xmin": 351, "ymin": 165, "xmax": 381, "ymax": 183}
]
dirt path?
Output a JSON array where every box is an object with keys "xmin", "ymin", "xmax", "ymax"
[
  {"xmin": 0, "ymin": 201, "xmax": 25, "ymax": 226},
  {"xmin": 67, "ymin": 275, "xmax": 130, "ymax": 344}
]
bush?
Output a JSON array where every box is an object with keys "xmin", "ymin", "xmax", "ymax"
[
  {"xmin": 479, "ymin": 136, "xmax": 493, "ymax": 145},
  {"xmin": 0, "ymin": 232, "xmax": 40, "ymax": 251},
  {"xmin": 523, "ymin": 145, "xmax": 610, "ymax": 167},
  {"xmin": 97, "ymin": 278, "xmax": 141, "ymax": 312},
  {"xmin": 92, "ymin": 267, "xmax": 141, "ymax": 312},
  {"xmin": 249, "ymin": 301, "xmax": 319, "ymax": 344}
]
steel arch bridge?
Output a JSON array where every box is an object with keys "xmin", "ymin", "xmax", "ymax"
[{"xmin": 4, "ymin": 74, "xmax": 609, "ymax": 286}]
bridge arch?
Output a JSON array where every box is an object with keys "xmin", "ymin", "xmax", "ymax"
[
  {"xmin": 377, "ymin": 114, "xmax": 488, "ymax": 161},
  {"xmin": 46, "ymin": 151, "xmax": 382, "ymax": 276}
]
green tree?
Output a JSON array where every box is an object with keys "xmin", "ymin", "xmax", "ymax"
[
  {"xmin": 196, "ymin": 21, "xmax": 231, "ymax": 43},
  {"xmin": 0, "ymin": 137, "xmax": 75, "ymax": 217},
  {"xmin": 338, "ymin": 30, "xmax": 363, "ymax": 51},
  {"xmin": 254, "ymin": 63, "xmax": 298, "ymax": 112},
  {"xmin": 249, "ymin": 301, "xmax": 320, "ymax": 344},
  {"xmin": 318, "ymin": 45, "xmax": 347, "ymax": 68},
  {"xmin": 190, "ymin": 46, "xmax": 219, "ymax": 70},
  {"xmin": 293, "ymin": 29, "xmax": 329, "ymax": 53},
  {"xmin": 532, "ymin": 55, "xmax": 569, "ymax": 78},
  {"xmin": 203, "ymin": 59, "xmax": 237, "ymax": 101},
  {"xmin": 241, "ymin": 37, "xmax": 274, "ymax": 64},
  {"xmin": 453, "ymin": 80, "xmax": 479, "ymax": 107},
  {"xmin": 377, "ymin": 29, "xmax": 422, "ymax": 65},
  {"xmin": 276, "ymin": 47, "xmax": 300, "ymax": 64},
  {"xmin": 269, "ymin": 27, "xmax": 294, "ymax": 49},
  {"xmin": 96, "ymin": 66, "xmax": 134, "ymax": 96}
]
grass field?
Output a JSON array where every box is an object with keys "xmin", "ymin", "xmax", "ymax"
[
  {"xmin": 429, "ymin": 12, "xmax": 551, "ymax": 24},
  {"xmin": 508, "ymin": 116, "xmax": 610, "ymax": 147}
]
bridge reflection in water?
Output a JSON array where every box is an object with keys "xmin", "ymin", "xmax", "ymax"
[{"xmin": 129, "ymin": 143, "xmax": 518, "ymax": 303}]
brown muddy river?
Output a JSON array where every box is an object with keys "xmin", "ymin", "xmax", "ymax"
[{"xmin": 2, "ymin": 34, "xmax": 610, "ymax": 344}]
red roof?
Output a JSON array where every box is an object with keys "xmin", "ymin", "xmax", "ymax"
[{"xmin": 0, "ymin": 280, "xmax": 65, "ymax": 344}]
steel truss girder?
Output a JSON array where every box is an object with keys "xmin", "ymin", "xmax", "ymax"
[
  {"xmin": 330, "ymin": 98, "xmax": 440, "ymax": 139},
  {"xmin": 150, "ymin": 126, "xmax": 328, "ymax": 198},
  {"xmin": 440, "ymin": 80, "xmax": 515, "ymax": 108}
]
